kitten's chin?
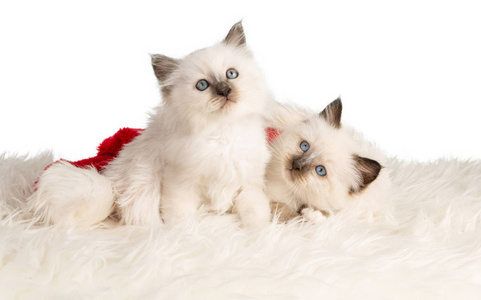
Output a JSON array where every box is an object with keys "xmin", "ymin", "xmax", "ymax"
[
  {"xmin": 221, "ymin": 98, "xmax": 236, "ymax": 109},
  {"xmin": 210, "ymin": 97, "xmax": 238, "ymax": 115}
]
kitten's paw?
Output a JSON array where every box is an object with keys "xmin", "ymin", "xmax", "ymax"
[
  {"xmin": 300, "ymin": 207, "xmax": 327, "ymax": 224},
  {"xmin": 234, "ymin": 187, "xmax": 271, "ymax": 228},
  {"xmin": 160, "ymin": 189, "xmax": 201, "ymax": 226},
  {"xmin": 28, "ymin": 161, "xmax": 115, "ymax": 229},
  {"xmin": 161, "ymin": 205, "xmax": 198, "ymax": 227},
  {"xmin": 117, "ymin": 195, "xmax": 162, "ymax": 226}
]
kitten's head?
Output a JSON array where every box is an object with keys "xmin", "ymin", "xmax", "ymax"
[
  {"xmin": 151, "ymin": 21, "xmax": 269, "ymax": 125},
  {"xmin": 266, "ymin": 98, "xmax": 382, "ymax": 212}
]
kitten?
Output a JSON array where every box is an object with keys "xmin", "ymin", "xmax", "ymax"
[
  {"xmin": 266, "ymin": 98, "xmax": 392, "ymax": 223},
  {"xmin": 28, "ymin": 22, "xmax": 272, "ymax": 228}
]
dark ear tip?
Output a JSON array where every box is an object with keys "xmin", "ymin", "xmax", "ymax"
[
  {"xmin": 331, "ymin": 97, "xmax": 343, "ymax": 116},
  {"xmin": 150, "ymin": 54, "xmax": 163, "ymax": 64},
  {"xmin": 150, "ymin": 54, "xmax": 179, "ymax": 82},
  {"xmin": 362, "ymin": 156, "xmax": 382, "ymax": 174},
  {"xmin": 354, "ymin": 155, "xmax": 382, "ymax": 191},
  {"xmin": 372, "ymin": 160, "xmax": 382, "ymax": 174},
  {"xmin": 332, "ymin": 97, "xmax": 342, "ymax": 108},
  {"xmin": 319, "ymin": 97, "xmax": 343, "ymax": 128},
  {"xmin": 224, "ymin": 20, "xmax": 247, "ymax": 46}
]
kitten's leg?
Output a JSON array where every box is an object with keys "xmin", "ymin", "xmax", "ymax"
[
  {"xmin": 161, "ymin": 184, "xmax": 202, "ymax": 225},
  {"xmin": 106, "ymin": 157, "xmax": 163, "ymax": 226},
  {"xmin": 27, "ymin": 161, "xmax": 115, "ymax": 229},
  {"xmin": 233, "ymin": 185, "xmax": 271, "ymax": 228},
  {"xmin": 115, "ymin": 186, "xmax": 162, "ymax": 226}
]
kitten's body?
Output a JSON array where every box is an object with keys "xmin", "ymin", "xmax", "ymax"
[
  {"xmin": 105, "ymin": 100, "xmax": 270, "ymax": 226},
  {"xmin": 266, "ymin": 99, "xmax": 393, "ymax": 223},
  {"xmin": 28, "ymin": 22, "xmax": 272, "ymax": 228}
]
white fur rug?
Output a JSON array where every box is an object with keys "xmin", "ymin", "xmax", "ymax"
[{"xmin": 2, "ymin": 153, "xmax": 481, "ymax": 299}]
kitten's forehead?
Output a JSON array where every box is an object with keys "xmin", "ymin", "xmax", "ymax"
[
  {"xmin": 291, "ymin": 116, "xmax": 334, "ymax": 141},
  {"xmin": 280, "ymin": 115, "xmax": 355, "ymax": 160},
  {"xmin": 181, "ymin": 43, "xmax": 252, "ymax": 78}
]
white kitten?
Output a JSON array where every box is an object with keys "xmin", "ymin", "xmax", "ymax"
[
  {"xmin": 104, "ymin": 22, "xmax": 272, "ymax": 227},
  {"xmin": 266, "ymin": 99, "xmax": 393, "ymax": 223},
  {"xmin": 28, "ymin": 22, "xmax": 272, "ymax": 228}
]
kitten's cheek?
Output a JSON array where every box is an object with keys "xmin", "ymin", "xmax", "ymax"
[
  {"xmin": 287, "ymin": 169, "xmax": 298, "ymax": 182},
  {"xmin": 229, "ymin": 88, "xmax": 240, "ymax": 101}
]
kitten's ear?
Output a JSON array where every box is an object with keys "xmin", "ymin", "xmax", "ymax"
[
  {"xmin": 151, "ymin": 54, "xmax": 180, "ymax": 82},
  {"xmin": 352, "ymin": 155, "xmax": 382, "ymax": 192},
  {"xmin": 319, "ymin": 97, "xmax": 342, "ymax": 129},
  {"xmin": 224, "ymin": 21, "xmax": 246, "ymax": 47}
]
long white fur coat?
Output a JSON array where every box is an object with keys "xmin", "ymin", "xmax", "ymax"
[{"xmin": 1, "ymin": 152, "xmax": 481, "ymax": 299}]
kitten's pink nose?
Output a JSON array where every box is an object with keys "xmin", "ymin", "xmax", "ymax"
[{"xmin": 215, "ymin": 82, "xmax": 231, "ymax": 97}]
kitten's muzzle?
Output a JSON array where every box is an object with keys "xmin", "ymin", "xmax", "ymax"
[
  {"xmin": 291, "ymin": 156, "xmax": 309, "ymax": 173},
  {"xmin": 288, "ymin": 156, "xmax": 311, "ymax": 183},
  {"xmin": 215, "ymin": 81, "xmax": 232, "ymax": 97}
]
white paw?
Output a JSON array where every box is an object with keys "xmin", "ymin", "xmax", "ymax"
[
  {"xmin": 160, "ymin": 188, "xmax": 201, "ymax": 226},
  {"xmin": 116, "ymin": 188, "xmax": 163, "ymax": 226},
  {"xmin": 240, "ymin": 208, "xmax": 270, "ymax": 228},
  {"xmin": 234, "ymin": 187, "xmax": 271, "ymax": 228},
  {"xmin": 301, "ymin": 207, "xmax": 327, "ymax": 224},
  {"xmin": 28, "ymin": 161, "xmax": 115, "ymax": 228}
]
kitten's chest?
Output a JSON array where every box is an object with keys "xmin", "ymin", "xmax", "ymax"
[
  {"xmin": 191, "ymin": 118, "xmax": 268, "ymax": 172},
  {"xmin": 204, "ymin": 123, "xmax": 257, "ymax": 154}
]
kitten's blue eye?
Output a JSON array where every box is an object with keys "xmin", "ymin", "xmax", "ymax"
[
  {"xmin": 196, "ymin": 79, "xmax": 209, "ymax": 91},
  {"xmin": 315, "ymin": 165, "xmax": 327, "ymax": 176},
  {"xmin": 300, "ymin": 141, "xmax": 310, "ymax": 152},
  {"xmin": 226, "ymin": 69, "xmax": 238, "ymax": 79}
]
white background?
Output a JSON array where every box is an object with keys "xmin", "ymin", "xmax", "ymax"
[{"xmin": 1, "ymin": 0, "xmax": 480, "ymax": 162}]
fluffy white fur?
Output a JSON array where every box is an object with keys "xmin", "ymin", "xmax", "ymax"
[
  {"xmin": 267, "ymin": 99, "xmax": 393, "ymax": 223},
  {"xmin": 2, "ymin": 153, "xmax": 481, "ymax": 299},
  {"xmin": 26, "ymin": 162, "xmax": 115, "ymax": 229},
  {"xmin": 0, "ymin": 152, "xmax": 53, "ymax": 215}
]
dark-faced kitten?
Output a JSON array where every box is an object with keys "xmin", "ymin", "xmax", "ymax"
[{"xmin": 266, "ymin": 99, "xmax": 393, "ymax": 223}]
